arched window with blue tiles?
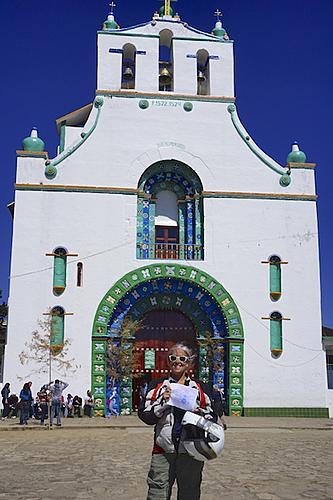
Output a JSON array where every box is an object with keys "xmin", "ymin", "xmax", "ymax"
[{"xmin": 137, "ymin": 160, "xmax": 204, "ymax": 261}]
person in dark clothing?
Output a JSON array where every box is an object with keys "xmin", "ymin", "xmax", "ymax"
[
  {"xmin": 7, "ymin": 394, "xmax": 19, "ymax": 418},
  {"xmin": 19, "ymin": 382, "xmax": 33, "ymax": 425},
  {"xmin": 73, "ymin": 395, "xmax": 82, "ymax": 417},
  {"xmin": 212, "ymin": 384, "xmax": 228, "ymax": 430},
  {"xmin": 36, "ymin": 386, "xmax": 49, "ymax": 426},
  {"xmin": 139, "ymin": 343, "xmax": 218, "ymax": 500},
  {"xmin": 1, "ymin": 383, "xmax": 10, "ymax": 419}
]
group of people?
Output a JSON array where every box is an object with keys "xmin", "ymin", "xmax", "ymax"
[{"xmin": 1, "ymin": 381, "xmax": 95, "ymax": 426}]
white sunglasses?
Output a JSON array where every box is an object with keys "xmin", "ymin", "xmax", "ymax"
[{"xmin": 168, "ymin": 354, "xmax": 193, "ymax": 363}]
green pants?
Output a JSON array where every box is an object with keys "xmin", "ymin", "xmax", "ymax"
[{"xmin": 147, "ymin": 453, "xmax": 204, "ymax": 500}]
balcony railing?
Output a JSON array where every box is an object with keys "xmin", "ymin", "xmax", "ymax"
[{"xmin": 137, "ymin": 243, "xmax": 204, "ymax": 261}]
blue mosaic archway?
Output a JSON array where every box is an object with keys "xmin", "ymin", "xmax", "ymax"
[{"xmin": 92, "ymin": 264, "xmax": 244, "ymax": 417}]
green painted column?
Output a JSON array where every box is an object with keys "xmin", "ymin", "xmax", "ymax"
[{"xmin": 178, "ymin": 201, "xmax": 186, "ymax": 260}]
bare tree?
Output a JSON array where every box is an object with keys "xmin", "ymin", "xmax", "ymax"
[
  {"xmin": 19, "ymin": 314, "xmax": 78, "ymax": 383},
  {"xmin": 107, "ymin": 316, "xmax": 142, "ymax": 387},
  {"xmin": 198, "ymin": 331, "xmax": 225, "ymax": 377}
]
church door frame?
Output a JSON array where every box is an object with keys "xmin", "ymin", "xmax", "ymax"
[{"xmin": 91, "ymin": 264, "xmax": 244, "ymax": 416}]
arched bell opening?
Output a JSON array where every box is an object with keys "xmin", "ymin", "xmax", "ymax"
[
  {"xmin": 197, "ymin": 49, "xmax": 210, "ymax": 96},
  {"xmin": 159, "ymin": 29, "xmax": 174, "ymax": 91},
  {"xmin": 121, "ymin": 43, "xmax": 136, "ymax": 89}
]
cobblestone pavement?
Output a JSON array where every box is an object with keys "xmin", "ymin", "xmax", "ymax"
[{"xmin": 0, "ymin": 419, "xmax": 332, "ymax": 500}]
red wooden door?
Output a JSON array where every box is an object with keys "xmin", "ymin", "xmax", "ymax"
[{"xmin": 132, "ymin": 310, "xmax": 197, "ymax": 411}]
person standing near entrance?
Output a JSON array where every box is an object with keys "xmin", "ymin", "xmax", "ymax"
[
  {"xmin": 19, "ymin": 382, "xmax": 33, "ymax": 425},
  {"xmin": 1, "ymin": 383, "xmax": 10, "ymax": 420},
  {"xmin": 47, "ymin": 379, "xmax": 68, "ymax": 427},
  {"xmin": 139, "ymin": 343, "xmax": 219, "ymax": 500}
]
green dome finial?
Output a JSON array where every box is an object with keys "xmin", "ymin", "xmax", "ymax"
[
  {"xmin": 103, "ymin": 2, "xmax": 120, "ymax": 30},
  {"xmin": 287, "ymin": 142, "xmax": 307, "ymax": 164},
  {"xmin": 22, "ymin": 127, "xmax": 45, "ymax": 152},
  {"xmin": 212, "ymin": 9, "xmax": 227, "ymax": 38}
]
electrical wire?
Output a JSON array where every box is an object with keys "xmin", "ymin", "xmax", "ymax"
[
  {"xmin": 236, "ymin": 299, "xmax": 324, "ymax": 353},
  {"xmin": 245, "ymin": 341, "xmax": 323, "ymax": 369},
  {"xmin": 10, "ymin": 240, "xmax": 132, "ymax": 279}
]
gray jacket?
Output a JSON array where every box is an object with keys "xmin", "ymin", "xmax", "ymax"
[{"xmin": 48, "ymin": 381, "xmax": 68, "ymax": 401}]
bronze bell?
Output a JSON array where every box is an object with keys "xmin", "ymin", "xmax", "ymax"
[
  {"xmin": 197, "ymin": 70, "xmax": 206, "ymax": 82},
  {"xmin": 123, "ymin": 66, "xmax": 134, "ymax": 80},
  {"xmin": 159, "ymin": 67, "xmax": 172, "ymax": 85}
]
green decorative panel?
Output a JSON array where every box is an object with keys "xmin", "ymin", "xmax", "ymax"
[
  {"xmin": 228, "ymin": 342, "xmax": 244, "ymax": 416},
  {"xmin": 120, "ymin": 377, "xmax": 132, "ymax": 416},
  {"xmin": 198, "ymin": 346, "xmax": 209, "ymax": 384},
  {"xmin": 244, "ymin": 407, "xmax": 329, "ymax": 418},
  {"xmin": 92, "ymin": 340, "xmax": 107, "ymax": 416}
]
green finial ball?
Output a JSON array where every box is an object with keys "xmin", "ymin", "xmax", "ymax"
[
  {"xmin": 280, "ymin": 174, "xmax": 291, "ymax": 187},
  {"xmin": 287, "ymin": 142, "xmax": 307, "ymax": 164},
  {"xmin": 45, "ymin": 165, "xmax": 57, "ymax": 180}
]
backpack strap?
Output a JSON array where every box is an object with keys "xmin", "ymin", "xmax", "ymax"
[
  {"xmin": 196, "ymin": 382, "xmax": 207, "ymax": 409},
  {"xmin": 150, "ymin": 382, "xmax": 165, "ymax": 403}
]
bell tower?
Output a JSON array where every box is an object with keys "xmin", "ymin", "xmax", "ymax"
[{"xmin": 97, "ymin": 3, "xmax": 234, "ymax": 97}]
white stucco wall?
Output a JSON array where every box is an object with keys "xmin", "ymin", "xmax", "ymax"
[{"xmin": 5, "ymin": 18, "xmax": 327, "ymax": 412}]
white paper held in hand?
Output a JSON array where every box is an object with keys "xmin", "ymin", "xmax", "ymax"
[{"xmin": 167, "ymin": 383, "xmax": 198, "ymax": 411}]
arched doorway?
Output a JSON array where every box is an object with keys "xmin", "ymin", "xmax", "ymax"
[
  {"xmin": 132, "ymin": 309, "xmax": 198, "ymax": 410},
  {"xmin": 92, "ymin": 264, "xmax": 244, "ymax": 417}
]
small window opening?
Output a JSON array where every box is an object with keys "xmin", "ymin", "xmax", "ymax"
[
  {"xmin": 269, "ymin": 255, "xmax": 282, "ymax": 301},
  {"xmin": 77, "ymin": 262, "xmax": 83, "ymax": 287},
  {"xmin": 50, "ymin": 306, "xmax": 65, "ymax": 355},
  {"xmin": 270, "ymin": 311, "xmax": 283, "ymax": 358},
  {"xmin": 53, "ymin": 247, "xmax": 67, "ymax": 296}
]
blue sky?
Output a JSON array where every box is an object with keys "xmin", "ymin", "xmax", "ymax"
[{"xmin": 1, "ymin": 0, "xmax": 332, "ymax": 326}]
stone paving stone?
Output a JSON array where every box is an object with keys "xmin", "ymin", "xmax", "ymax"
[{"xmin": 0, "ymin": 425, "xmax": 331, "ymax": 499}]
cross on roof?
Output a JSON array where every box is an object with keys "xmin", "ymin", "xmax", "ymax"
[
  {"xmin": 109, "ymin": 2, "xmax": 116, "ymax": 14},
  {"xmin": 214, "ymin": 9, "xmax": 222, "ymax": 20}
]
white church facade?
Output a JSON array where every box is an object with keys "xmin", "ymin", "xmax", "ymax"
[{"xmin": 4, "ymin": 4, "xmax": 329, "ymax": 417}]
